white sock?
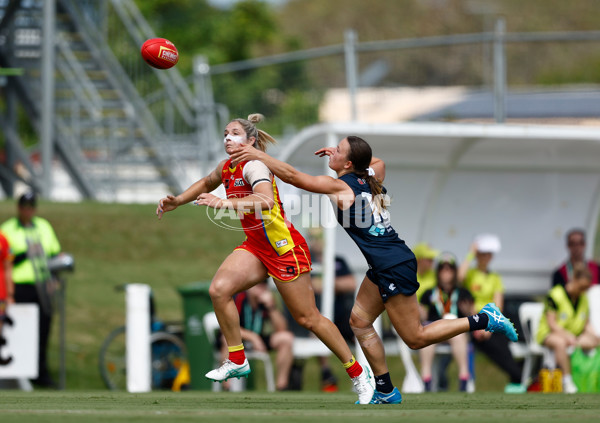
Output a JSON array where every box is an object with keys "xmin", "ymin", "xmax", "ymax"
[{"xmin": 563, "ymin": 374, "xmax": 573, "ymax": 384}]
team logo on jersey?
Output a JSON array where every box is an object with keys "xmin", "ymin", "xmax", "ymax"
[
  {"xmin": 389, "ymin": 283, "xmax": 396, "ymax": 291},
  {"xmin": 357, "ymin": 178, "xmax": 365, "ymax": 185},
  {"xmin": 368, "ymin": 224, "xmax": 386, "ymax": 236},
  {"xmin": 275, "ymin": 239, "xmax": 288, "ymax": 248},
  {"xmin": 233, "ymin": 178, "xmax": 245, "ymax": 187}
]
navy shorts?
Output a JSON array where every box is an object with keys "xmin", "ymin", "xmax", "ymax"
[{"xmin": 366, "ymin": 258, "xmax": 419, "ymax": 302}]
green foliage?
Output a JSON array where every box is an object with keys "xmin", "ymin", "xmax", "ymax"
[
  {"xmin": 134, "ymin": 0, "xmax": 279, "ymax": 68},
  {"xmin": 132, "ymin": 0, "xmax": 600, "ymax": 132},
  {"xmin": 134, "ymin": 0, "xmax": 322, "ymax": 135},
  {"xmin": 276, "ymin": 0, "xmax": 600, "ymax": 87}
]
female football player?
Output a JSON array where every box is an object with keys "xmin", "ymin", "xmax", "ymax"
[
  {"xmin": 230, "ymin": 135, "xmax": 518, "ymax": 404},
  {"xmin": 156, "ymin": 115, "xmax": 374, "ymax": 403}
]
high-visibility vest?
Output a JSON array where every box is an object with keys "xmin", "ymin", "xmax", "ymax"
[
  {"xmin": 537, "ymin": 284, "xmax": 589, "ymax": 344},
  {"xmin": 0, "ymin": 217, "xmax": 61, "ymax": 284}
]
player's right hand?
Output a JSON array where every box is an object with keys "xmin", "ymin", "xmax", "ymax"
[
  {"xmin": 156, "ymin": 194, "xmax": 179, "ymax": 219},
  {"xmin": 314, "ymin": 147, "xmax": 335, "ymax": 157}
]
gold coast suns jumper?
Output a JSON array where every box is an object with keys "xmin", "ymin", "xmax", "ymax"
[{"xmin": 222, "ymin": 158, "xmax": 311, "ymax": 281}]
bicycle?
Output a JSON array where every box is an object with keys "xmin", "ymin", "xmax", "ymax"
[{"xmin": 98, "ymin": 286, "xmax": 187, "ymax": 391}]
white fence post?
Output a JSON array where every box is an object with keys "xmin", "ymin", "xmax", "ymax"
[{"xmin": 126, "ymin": 284, "xmax": 151, "ymax": 393}]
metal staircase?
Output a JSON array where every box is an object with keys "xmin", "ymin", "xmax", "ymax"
[{"xmin": 0, "ymin": 0, "xmax": 205, "ymax": 201}]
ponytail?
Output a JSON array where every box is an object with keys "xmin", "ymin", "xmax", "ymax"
[
  {"xmin": 231, "ymin": 113, "xmax": 277, "ymax": 152},
  {"xmin": 346, "ymin": 135, "xmax": 388, "ymax": 213},
  {"xmin": 355, "ymin": 169, "xmax": 388, "ymax": 213}
]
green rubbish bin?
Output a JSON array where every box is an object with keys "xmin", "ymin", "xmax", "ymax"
[{"xmin": 178, "ymin": 281, "xmax": 214, "ymax": 390}]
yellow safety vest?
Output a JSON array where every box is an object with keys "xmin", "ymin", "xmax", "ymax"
[
  {"xmin": 416, "ymin": 269, "xmax": 436, "ymax": 301},
  {"xmin": 0, "ymin": 217, "xmax": 61, "ymax": 284},
  {"xmin": 463, "ymin": 268, "xmax": 505, "ymax": 312},
  {"xmin": 537, "ymin": 284, "xmax": 589, "ymax": 344}
]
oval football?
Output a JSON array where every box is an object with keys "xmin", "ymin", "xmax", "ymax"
[{"xmin": 141, "ymin": 38, "xmax": 179, "ymax": 69}]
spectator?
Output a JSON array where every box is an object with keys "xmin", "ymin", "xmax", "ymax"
[
  {"xmin": 537, "ymin": 262, "xmax": 600, "ymax": 393},
  {"xmin": 232, "ymin": 280, "xmax": 295, "ymax": 391},
  {"xmin": 552, "ymin": 228, "xmax": 600, "ymax": 287},
  {"xmin": 419, "ymin": 252, "xmax": 474, "ymax": 392},
  {"xmin": 458, "ymin": 233, "xmax": 525, "ymax": 393},
  {"xmin": 0, "ymin": 192, "xmax": 61, "ymax": 388},
  {"xmin": 413, "ymin": 242, "xmax": 440, "ymax": 302}
]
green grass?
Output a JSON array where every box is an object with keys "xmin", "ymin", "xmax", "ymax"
[
  {"xmin": 0, "ymin": 391, "xmax": 599, "ymax": 423},
  {"xmin": 0, "ymin": 200, "xmax": 598, "ymax": 392},
  {"xmin": 0, "ymin": 200, "xmax": 244, "ymax": 389}
]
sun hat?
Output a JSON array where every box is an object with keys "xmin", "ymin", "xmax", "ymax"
[
  {"xmin": 412, "ymin": 242, "xmax": 440, "ymax": 260},
  {"xmin": 474, "ymin": 233, "xmax": 501, "ymax": 254}
]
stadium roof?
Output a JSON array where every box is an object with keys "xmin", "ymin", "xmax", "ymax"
[{"xmin": 279, "ymin": 122, "xmax": 600, "ymax": 299}]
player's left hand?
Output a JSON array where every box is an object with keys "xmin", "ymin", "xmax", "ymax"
[
  {"xmin": 230, "ymin": 144, "xmax": 263, "ymax": 165},
  {"xmin": 194, "ymin": 193, "xmax": 223, "ymax": 209}
]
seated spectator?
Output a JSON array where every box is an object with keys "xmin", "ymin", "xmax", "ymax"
[
  {"xmin": 413, "ymin": 242, "xmax": 440, "ymax": 302},
  {"xmin": 537, "ymin": 262, "xmax": 600, "ymax": 393},
  {"xmin": 552, "ymin": 228, "xmax": 600, "ymax": 287},
  {"xmin": 419, "ymin": 252, "xmax": 474, "ymax": 392},
  {"xmin": 458, "ymin": 233, "xmax": 526, "ymax": 393},
  {"xmin": 230, "ymin": 280, "xmax": 294, "ymax": 391}
]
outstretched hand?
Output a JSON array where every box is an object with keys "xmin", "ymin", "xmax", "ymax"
[
  {"xmin": 230, "ymin": 144, "xmax": 264, "ymax": 166},
  {"xmin": 314, "ymin": 147, "xmax": 335, "ymax": 158},
  {"xmin": 156, "ymin": 195, "xmax": 179, "ymax": 220},
  {"xmin": 194, "ymin": 192, "xmax": 223, "ymax": 209}
]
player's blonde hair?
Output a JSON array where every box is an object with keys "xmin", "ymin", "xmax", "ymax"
[{"xmin": 230, "ymin": 113, "xmax": 277, "ymax": 152}]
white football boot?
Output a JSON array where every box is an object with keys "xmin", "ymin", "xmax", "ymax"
[{"xmin": 205, "ymin": 359, "xmax": 251, "ymax": 382}]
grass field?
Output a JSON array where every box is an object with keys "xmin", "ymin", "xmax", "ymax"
[
  {"xmin": 0, "ymin": 199, "xmax": 599, "ymax": 393},
  {"xmin": 0, "ymin": 200, "xmax": 245, "ymax": 389},
  {"xmin": 1, "ymin": 391, "xmax": 599, "ymax": 423}
]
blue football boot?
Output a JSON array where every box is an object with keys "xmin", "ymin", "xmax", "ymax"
[
  {"xmin": 481, "ymin": 303, "xmax": 518, "ymax": 342},
  {"xmin": 369, "ymin": 387, "xmax": 403, "ymax": 404}
]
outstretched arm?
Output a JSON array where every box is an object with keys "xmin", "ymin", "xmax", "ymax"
[
  {"xmin": 316, "ymin": 147, "xmax": 385, "ymax": 181},
  {"xmin": 156, "ymin": 159, "xmax": 225, "ymax": 219},
  {"xmin": 230, "ymin": 145, "xmax": 348, "ymax": 197},
  {"xmin": 457, "ymin": 243, "xmax": 477, "ymax": 284}
]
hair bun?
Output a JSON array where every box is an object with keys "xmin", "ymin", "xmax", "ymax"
[{"xmin": 247, "ymin": 113, "xmax": 264, "ymax": 124}]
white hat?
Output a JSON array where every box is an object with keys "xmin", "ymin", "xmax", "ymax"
[{"xmin": 475, "ymin": 233, "xmax": 501, "ymax": 253}]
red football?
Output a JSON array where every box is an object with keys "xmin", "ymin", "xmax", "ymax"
[{"xmin": 141, "ymin": 38, "xmax": 179, "ymax": 69}]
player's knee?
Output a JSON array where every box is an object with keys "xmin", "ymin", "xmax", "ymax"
[
  {"xmin": 349, "ymin": 312, "xmax": 366, "ymax": 330},
  {"xmin": 208, "ymin": 278, "xmax": 230, "ymax": 302},
  {"xmin": 294, "ymin": 312, "xmax": 318, "ymax": 332},
  {"xmin": 349, "ymin": 303, "xmax": 376, "ymax": 330}
]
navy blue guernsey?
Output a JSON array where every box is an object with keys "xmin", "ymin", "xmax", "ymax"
[{"xmin": 337, "ymin": 173, "xmax": 415, "ymax": 271}]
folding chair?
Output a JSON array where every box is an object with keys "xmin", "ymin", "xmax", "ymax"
[
  {"xmin": 202, "ymin": 311, "xmax": 276, "ymax": 392},
  {"xmin": 518, "ymin": 302, "xmax": 555, "ymax": 385}
]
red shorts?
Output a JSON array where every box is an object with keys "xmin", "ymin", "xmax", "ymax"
[{"xmin": 235, "ymin": 241, "xmax": 312, "ymax": 282}]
